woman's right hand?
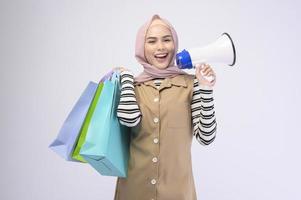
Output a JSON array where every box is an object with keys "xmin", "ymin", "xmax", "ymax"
[{"xmin": 114, "ymin": 66, "xmax": 130, "ymax": 73}]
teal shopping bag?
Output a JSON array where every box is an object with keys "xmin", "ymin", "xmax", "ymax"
[{"xmin": 80, "ymin": 72, "xmax": 131, "ymax": 177}]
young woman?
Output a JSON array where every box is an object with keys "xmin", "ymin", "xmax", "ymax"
[{"xmin": 114, "ymin": 14, "xmax": 217, "ymax": 200}]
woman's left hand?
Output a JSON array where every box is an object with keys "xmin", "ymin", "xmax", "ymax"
[{"xmin": 195, "ymin": 63, "xmax": 216, "ymax": 87}]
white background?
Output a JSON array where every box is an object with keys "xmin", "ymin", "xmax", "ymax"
[{"xmin": 1, "ymin": 0, "xmax": 300, "ymax": 199}]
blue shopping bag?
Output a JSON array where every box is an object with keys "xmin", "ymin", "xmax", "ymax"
[
  {"xmin": 49, "ymin": 81, "xmax": 98, "ymax": 161},
  {"xmin": 80, "ymin": 72, "xmax": 131, "ymax": 177},
  {"xmin": 49, "ymin": 70, "xmax": 115, "ymax": 162}
]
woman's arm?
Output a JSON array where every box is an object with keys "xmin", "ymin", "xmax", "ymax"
[
  {"xmin": 192, "ymin": 63, "xmax": 217, "ymax": 145},
  {"xmin": 117, "ymin": 70, "xmax": 142, "ymax": 127}
]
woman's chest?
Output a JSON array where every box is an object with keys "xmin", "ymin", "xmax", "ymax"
[{"xmin": 133, "ymin": 82, "xmax": 193, "ymax": 134}]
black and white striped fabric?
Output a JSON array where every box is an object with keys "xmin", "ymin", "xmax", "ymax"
[
  {"xmin": 117, "ymin": 71, "xmax": 217, "ymax": 145},
  {"xmin": 117, "ymin": 72, "xmax": 142, "ymax": 127}
]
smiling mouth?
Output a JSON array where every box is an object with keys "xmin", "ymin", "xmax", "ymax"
[{"xmin": 154, "ymin": 53, "xmax": 168, "ymax": 62}]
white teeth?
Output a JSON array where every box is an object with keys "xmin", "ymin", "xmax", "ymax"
[{"xmin": 155, "ymin": 54, "xmax": 168, "ymax": 58}]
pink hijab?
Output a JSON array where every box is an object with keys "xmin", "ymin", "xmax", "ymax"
[{"xmin": 134, "ymin": 14, "xmax": 187, "ymax": 84}]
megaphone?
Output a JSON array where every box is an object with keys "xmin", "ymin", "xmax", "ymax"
[{"xmin": 176, "ymin": 32, "xmax": 236, "ymax": 69}]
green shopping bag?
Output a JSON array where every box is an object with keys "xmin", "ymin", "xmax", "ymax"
[{"xmin": 71, "ymin": 82, "xmax": 104, "ymax": 162}]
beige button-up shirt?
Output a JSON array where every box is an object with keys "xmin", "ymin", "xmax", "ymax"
[{"xmin": 114, "ymin": 74, "xmax": 197, "ymax": 200}]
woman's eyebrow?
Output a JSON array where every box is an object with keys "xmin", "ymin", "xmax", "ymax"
[
  {"xmin": 163, "ymin": 35, "xmax": 172, "ymax": 38},
  {"xmin": 146, "ymin": 35, "xmax": 172, "ymax": 40},
  {"xmin": 146, "ymin": 36, "xmax": 157, "ymax": 40}
]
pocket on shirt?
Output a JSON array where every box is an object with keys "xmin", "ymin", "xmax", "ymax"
[{"xmin": 167, "ymin": 102, "xmax": 191, "ymax": 129}]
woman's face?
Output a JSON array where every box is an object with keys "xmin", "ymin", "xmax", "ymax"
[{"xmin": 144, "ymin": 20, "xmax": 175, "ymax": 69}]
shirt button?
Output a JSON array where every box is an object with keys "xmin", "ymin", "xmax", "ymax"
[
  {"xmin": 152, "ymin": 157, "xmax": 158, "ymax": 163},
  {"xmin": 154, "ymin": 97, "xmax": 159, "ymax": 102},
  {"xmin": 153, "ymin": 138, "xmax": 159, "ymax": 144},
  {"xmin": 151, "ymin": 179, "xmax": 157, "ymax": 185},
  {"xmin": 153, "ymin": 117, "xmax": 159, "ymax": 123}
]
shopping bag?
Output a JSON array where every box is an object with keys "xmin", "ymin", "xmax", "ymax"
[
  {"xmin": 49, "ymin": 81, "xmax": 98, "ymax": 161},
  {"xmin": 71, "ymin": 70, "xmax": 115, "ymax": 162},
  {"xmin": 71, "ymin": 82, "xmax": 104, "ymax": 162},
  {"xmin": 80, "ymin": 72, "xmax": 131, "ymax": 177}
]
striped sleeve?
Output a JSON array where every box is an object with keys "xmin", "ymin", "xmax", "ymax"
[
  {"xmin": 117, "ymin": 71, "xmax": 142, "ymax": 127},
  {"xmin": 191, "ymin": 78, "xmax": 217, "ymax": 145}
]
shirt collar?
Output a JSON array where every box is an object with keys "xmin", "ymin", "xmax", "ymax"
[{"xmin": 139, "ymin": 75, "xmax": 188, "ymax": 89}]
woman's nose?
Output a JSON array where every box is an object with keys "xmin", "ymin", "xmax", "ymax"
[{"xmin": 156, "ymin": 41, "xmax": 165, "ymax": 50}]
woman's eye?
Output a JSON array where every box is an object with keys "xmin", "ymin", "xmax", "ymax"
[
  {"xmin": 148, "ymin": 41, "xmax": 155, "ymax": 43},
  {"xmin": 164, "ymin": 39, "xmax": 171, "ymax": 42}
]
